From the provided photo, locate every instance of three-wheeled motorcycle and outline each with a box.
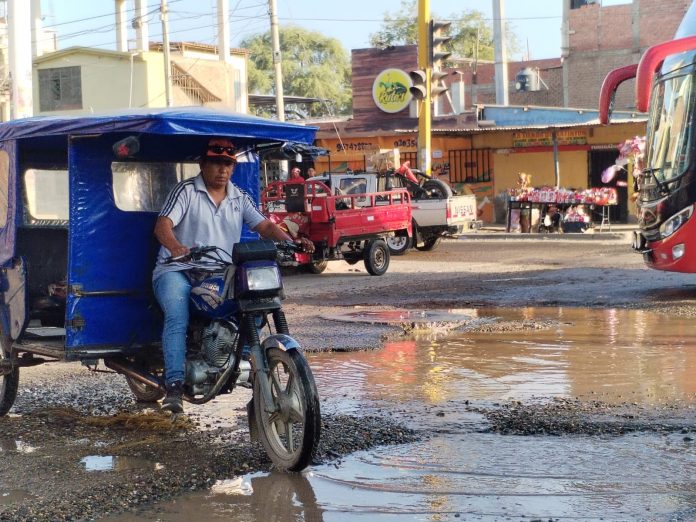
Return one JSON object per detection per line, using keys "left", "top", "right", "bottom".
{"left": 0, "top": 107, "right": 320, "bottom": 471}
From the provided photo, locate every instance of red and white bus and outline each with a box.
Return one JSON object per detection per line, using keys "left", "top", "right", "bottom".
{"left": 599, "top": 3, "right": 696, "bottom": 272}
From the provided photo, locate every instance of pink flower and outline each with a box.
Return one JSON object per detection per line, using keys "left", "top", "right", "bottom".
{"left": 602, "top": 165, "right": 618, "bottom": 183}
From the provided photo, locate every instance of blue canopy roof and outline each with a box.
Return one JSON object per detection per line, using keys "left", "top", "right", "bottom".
{"left": 0, "top": 107, "right": 317, "bottom": 144}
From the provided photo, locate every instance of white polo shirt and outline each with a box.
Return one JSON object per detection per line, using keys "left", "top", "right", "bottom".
{"left": 152, "top": 174, "right": 267, "bottom": 281}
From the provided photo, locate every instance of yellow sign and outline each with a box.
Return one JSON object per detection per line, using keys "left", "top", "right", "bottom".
{"left": 512, "top": 129, "right": 587, "bottom": 147}
{"left": 372, "top": 69, "right": 412, "bottom": 113}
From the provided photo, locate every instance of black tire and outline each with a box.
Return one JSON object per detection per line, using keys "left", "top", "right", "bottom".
{"left": 422, "top": 179, "right": 453, "bottom": 199}
{"left": 386, "top": 234, "right": 412, "bottom": 256}
{"left": 415, "top": 236, "right": 442, "bottom": 251}
{"left": 363, "top": 239, "right": 390, "bottom": 276}
{"left": 306, "top": 260, "right": 328, "bottom": 274}
{"left": 253, "top": 347, "right": 321, "bottom": 471}
{"left": 0, "top": 337, "right": 18, "bottom": 417}
{"left": 125, "top": 375, "right": 165, "bottom": 402}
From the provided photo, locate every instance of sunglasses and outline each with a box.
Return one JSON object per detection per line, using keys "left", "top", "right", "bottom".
{"left": 208, "top": 145, "right": 236, "bottom": 155}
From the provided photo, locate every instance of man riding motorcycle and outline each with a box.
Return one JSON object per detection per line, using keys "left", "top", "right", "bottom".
{"left": 152, "top": 137, "right": 314, "bottom": 413}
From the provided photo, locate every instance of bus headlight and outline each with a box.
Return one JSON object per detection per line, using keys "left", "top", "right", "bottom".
{"left": 660, "top": 205, "right": 693, "bottom": 239}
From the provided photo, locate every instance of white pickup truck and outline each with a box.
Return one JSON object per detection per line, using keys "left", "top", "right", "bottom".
{"left": 308, "top": 171, "right": 480, "bottom": 253}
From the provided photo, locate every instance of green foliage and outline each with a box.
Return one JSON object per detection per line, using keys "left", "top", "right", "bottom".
{"left": 241, "top": 26, "right": 352, "bottom": 118}
{"left": 369, "top": 0, "right": 518, "bottom": 63}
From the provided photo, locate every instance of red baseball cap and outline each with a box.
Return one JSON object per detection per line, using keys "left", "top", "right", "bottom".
{"left": 205, "top": 137, "right": 237, "bottom": 161}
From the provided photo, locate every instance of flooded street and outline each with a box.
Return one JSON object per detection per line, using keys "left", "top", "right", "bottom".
{"left": 112, "top": 308, "right": 696, "bottom": 521}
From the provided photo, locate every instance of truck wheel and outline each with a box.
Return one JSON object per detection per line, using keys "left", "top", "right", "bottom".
{"left": 307, "top": 260, "right": 328, "bottom": 274}
{"left": 415, "top": 236, "right": 442, "bottom": 251}
{"left": 386, "top": 235, "right": 412, "bottom": 256}
{"left": 422, "top": 179, "right": 453, "bottom": 199}
{"left": 364, "top": 240, "right": 390, "bottom": 276}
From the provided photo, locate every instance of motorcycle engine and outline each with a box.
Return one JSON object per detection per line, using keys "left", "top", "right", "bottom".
{"left": 202, "top": 321, "right": 238, "bottom": 367}
{"left": 186, "top": 320, "right": 239, "bottom": 395}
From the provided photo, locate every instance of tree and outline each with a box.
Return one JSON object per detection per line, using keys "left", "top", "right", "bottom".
{"left": 369, "top": 0, "right": 518, "bottom": 63}
{"left": 241, "top": 27, "right": 352, "bottom": 118}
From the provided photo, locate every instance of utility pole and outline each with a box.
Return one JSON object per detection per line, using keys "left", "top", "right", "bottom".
{"left": 492, "top": 0, "right": 509, "bottom": 105}
{"left": 115, "top": 0, "right": 128, "bottom": 52}
{"left": 160, "top": 0, "right": 173, "bottom": 107}
{"left": 416, "top": 0, "right": 431, "bottom": 175}
{"left": 8, "top": 0, "right": 32, "bottom": 119}
{"left": 268, "top": 0, "right": 285, "bottom": 121}
{"left": 218, "top": 0, "right": 230, "bottom": 63}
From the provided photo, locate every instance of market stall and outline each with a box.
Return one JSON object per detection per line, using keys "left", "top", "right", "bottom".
{"left": 506, "top": 187, "right": 617, "bottom": 233}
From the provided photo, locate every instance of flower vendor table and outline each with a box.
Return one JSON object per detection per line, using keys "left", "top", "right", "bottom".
{"left": 506, "top": 188, "right": 618, "bottom": 233}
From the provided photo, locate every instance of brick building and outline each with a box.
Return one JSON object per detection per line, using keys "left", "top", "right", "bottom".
{"left": 441, "top": 0, "right": 689, "bottom": 110}
{"left": 562, "top": 0, "right": 690, "bottom": 110}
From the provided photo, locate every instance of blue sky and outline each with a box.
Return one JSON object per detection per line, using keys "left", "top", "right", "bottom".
{"left": 38, "top": 0, "right": 632, "bottom": 60}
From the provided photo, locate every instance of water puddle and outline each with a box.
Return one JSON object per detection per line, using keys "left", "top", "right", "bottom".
{"left": 81, "top": 455, "right": 162, "bottom": 472}
{"left": 325, "top": 308, "right": 477, "bottom": 324}
{"left": 108, "top": 308, "right": 696, "bottom": 521}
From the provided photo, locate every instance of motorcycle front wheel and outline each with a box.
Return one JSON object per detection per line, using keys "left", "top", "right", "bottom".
{"left": 253, "top": 347, "right": 321, "bottom": 471}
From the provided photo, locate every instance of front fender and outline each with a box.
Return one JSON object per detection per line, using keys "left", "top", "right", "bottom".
{"left": 260, "top": 333, "right": 302, "bottom": 352}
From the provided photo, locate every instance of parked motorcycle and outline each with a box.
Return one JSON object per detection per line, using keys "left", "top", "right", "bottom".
{"left": 394, "top": 161, "right": 453, "bottom": 199}
{"left": 106, "top": 240, "right": 321, "bottom": 471}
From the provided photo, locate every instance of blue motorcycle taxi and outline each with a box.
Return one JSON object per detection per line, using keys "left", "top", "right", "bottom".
{"left": 0, "top": 108, "right": 320, "bottom": 471}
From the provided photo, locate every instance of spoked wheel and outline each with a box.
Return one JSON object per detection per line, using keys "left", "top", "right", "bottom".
{"left": 386, "top": 234, "right": 412, "bottom": 256}
{"left": 0, "top": 338, "right": 19, "bottom": 417}
{"left": 125, "top": 375, "right": 165, "bottom": 402}
{"left": 253, "top": 347, "right": 321, "bottom": 471}
{"left": 306, "top": 260, "right": 328, "bottom": 274}
{"left": 422, "top": 179, "right": 453, "bottom": 198}
{"left": 363, "top": 239, "right": 390, "bottom": 276}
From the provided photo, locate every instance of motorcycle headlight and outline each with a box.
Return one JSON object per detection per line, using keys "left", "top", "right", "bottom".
{"left": 246, "top": 265, "right": 281, "bottom": 291}
{"left": 660, "top": 205, "right": 693, "bottom": 239}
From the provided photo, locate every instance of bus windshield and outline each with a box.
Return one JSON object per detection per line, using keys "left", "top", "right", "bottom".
{"left": 646, "top": 70, "right": 696, "bottom": 183}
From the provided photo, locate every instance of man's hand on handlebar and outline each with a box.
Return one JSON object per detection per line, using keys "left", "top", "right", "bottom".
{"left": 295, "top": 237, "right": 315, "bottom": 253}
{"left": 169, "top": 245, "right": 190, "bottom": 261}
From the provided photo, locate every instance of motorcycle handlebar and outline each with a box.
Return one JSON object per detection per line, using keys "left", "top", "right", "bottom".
{"left": 164, "top": 245, "right": 218, "bottom": 264}
{"left": 164, "top": 242, "right": 303, "bottom": 264}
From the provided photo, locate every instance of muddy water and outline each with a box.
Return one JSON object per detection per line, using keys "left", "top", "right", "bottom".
{"left": 110, "top": 308, "right": 696, "bottom": 521}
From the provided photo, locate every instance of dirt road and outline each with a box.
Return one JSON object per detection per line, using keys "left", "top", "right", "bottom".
{"left": 3, "top": 235, "right": 695, "bottom": 521}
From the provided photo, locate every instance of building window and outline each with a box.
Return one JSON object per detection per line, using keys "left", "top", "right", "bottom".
{"left": 449, "top": 149, "right": 492, "bottom": 183}
{"left": 38, "top": 66, "right": 82, "bottom": 111}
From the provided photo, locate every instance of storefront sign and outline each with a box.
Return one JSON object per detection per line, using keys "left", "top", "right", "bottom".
{"left": 372, "top": 69, "right": 412, "bottom": 113}
{"left": 512, "top": 129, "right": 587, "bottom": 147}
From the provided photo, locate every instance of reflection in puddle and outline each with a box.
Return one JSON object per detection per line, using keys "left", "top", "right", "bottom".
{"left": 313, "top": 307, "right": 696, "bottom": 409}
{"left": 81, "top": 455, "right": 162, "bottom": 472}
{"left": 107, "top": 308, "right": 696, "bottom": 521}
{"left": 326, "top": 308, "right": 478, "bottom": 324}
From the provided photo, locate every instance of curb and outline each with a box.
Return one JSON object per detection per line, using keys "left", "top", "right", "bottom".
{"left": 454, "top": 231, "right": 632, "bottom": 242}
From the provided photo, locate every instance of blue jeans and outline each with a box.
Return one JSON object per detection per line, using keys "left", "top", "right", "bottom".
{"left": 153, "top": 271, "right": 191, "bottom": 386}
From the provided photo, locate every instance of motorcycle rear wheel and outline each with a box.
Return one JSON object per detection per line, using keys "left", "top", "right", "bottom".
{"left": 125, "top": 375, "right": 165, "bottom": 402}
{"left": 253, "top": 347, "right": 321, "bottom": 471}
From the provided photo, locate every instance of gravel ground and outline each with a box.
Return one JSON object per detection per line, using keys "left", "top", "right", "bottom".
{"left": 3, "top": 235, "right": 696, "bottom": 520}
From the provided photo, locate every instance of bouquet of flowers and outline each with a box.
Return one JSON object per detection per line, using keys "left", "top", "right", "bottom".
{"left": 602, "top": 135, "right": 646, "bottom": 184}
